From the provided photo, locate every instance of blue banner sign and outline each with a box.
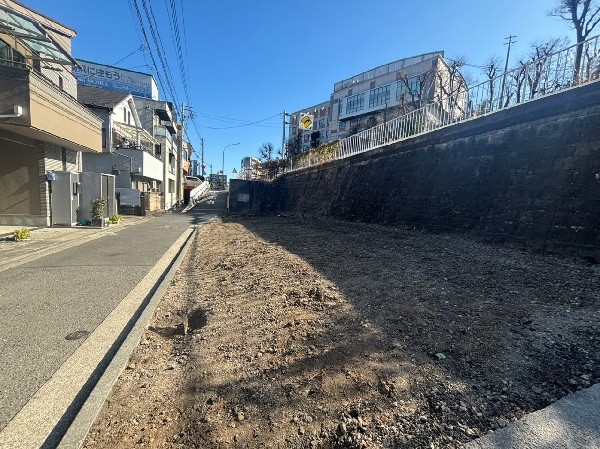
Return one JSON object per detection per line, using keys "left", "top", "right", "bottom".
{"left": 74, "top": 59, "right": 158, "bottom": 100}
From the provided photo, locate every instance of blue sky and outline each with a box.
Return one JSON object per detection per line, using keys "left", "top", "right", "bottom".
{"left": 24, "top": 0, "right": 574, "bottom": 175}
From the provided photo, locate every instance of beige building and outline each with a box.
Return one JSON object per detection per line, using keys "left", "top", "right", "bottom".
{"left": 0, "top": 1, "right": 102, "bottom": 226}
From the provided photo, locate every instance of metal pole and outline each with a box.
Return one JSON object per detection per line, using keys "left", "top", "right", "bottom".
{"left": 499, "top": 35, "right": 517, "bottom": 109}
{"left": 201, "top": 137, "right": 205, "bottom": 176}
{"left": 177, "top": 103, "right": 185, "bottom": 206}
{"left": 281, "top": 110, "right": 287, "bottom": 159}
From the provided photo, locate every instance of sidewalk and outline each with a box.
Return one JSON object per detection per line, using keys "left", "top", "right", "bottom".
{"left": 0, "top": 216, "right": 149, "bottom": 273}
{"left": 465, "top": 384, "right": 600, "bottom": 449}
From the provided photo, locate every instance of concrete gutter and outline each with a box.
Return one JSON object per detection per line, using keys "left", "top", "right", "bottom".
{"left": 464, "top": 383, "right": 600, "bottom": 449}
{"left": 0, "top": 225, "right": 197, "bottom": 449}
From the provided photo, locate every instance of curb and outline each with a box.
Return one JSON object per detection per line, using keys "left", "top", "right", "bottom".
{"left": 56, "top": 225, "right": 198, "bottom": 449}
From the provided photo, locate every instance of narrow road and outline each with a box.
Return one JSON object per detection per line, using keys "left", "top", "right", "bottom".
{"left": 0, "top": 191, "right": 226, "bottom": 447}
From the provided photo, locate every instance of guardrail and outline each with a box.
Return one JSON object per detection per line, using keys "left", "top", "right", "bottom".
{"left": 288, "top": 35, "right": 600, "bottom": 172}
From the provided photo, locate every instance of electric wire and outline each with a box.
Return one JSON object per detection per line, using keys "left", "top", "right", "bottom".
{"left": 196, "top": 113, "right": 283, "bottom": 130}
{"left": 140, "top": 0, "right": 181, "bottom": 110}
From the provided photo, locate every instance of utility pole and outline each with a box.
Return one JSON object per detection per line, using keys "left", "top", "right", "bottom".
{"left": 201, "top": 137, "right": 205, "bottom": 177}
{"left": 281, "top": 110, "right": 287, "bottom": 160}
{"left": 176, "top": 103, "right": 185, "bottom": 207}
{"left": 499, "top": 35, "right": 517, "bottom": 109}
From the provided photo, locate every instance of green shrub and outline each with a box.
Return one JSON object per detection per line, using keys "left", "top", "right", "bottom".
{"left": 91, "top": 197, "right": 107, "bottom": 226}
{"left": 108, "top": 214, "right": 122, "bottom": 225}
{"left": 13, "top": 228, "right": 30, "bottom": 241}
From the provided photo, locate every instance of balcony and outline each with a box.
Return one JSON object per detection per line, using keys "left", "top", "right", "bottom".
{"left": 154, "top": 125, "right": 174, "bottom": 145}
{"left": 0, "top": 64, "right": 102, "bottom": 152}
{"left": 118, "top": 147, "right": 164, "bottom": 182}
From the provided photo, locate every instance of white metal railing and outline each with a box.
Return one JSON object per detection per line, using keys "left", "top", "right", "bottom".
{"left": 288, "top": 35, "right": 600, "bottom": 173}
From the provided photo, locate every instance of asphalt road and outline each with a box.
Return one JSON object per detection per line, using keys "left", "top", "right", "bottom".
{"left": 0, "top": 192, "right": 227, "bottom": 432}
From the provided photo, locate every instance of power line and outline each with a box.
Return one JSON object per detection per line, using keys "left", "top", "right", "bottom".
{"left": 195, "top": 112, "right": 283, "bottom": 130}
{"left": 140, "top": 0, "right": 181, "bottom": 109}
{"left": 179, "top": 0, "right": 192, "bottom": 106}
{"left": 128, "top": 0, "right": 172, "bottom": 109}
{"left": 165, "top": 0, "right": 191, "bottom": 106}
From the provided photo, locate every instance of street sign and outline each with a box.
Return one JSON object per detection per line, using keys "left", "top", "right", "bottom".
{"left": 299, "top": 113, "right": 314, "bottom": 130}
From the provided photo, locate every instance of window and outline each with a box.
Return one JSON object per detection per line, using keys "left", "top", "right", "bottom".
{"left": 123, "top": 108, "right": 127, "bottom": 122}
{"left": 397, "top": 78, "right": 421, "bottom": 98}
{"left": 304, "top": 134, "right": 310, "bottom": 143}
{"left": 319, "top": 119, "right": 326, "bottom": 128}
{"left": 369, "top": 85, "right": 390, "bottom": 108}
{"left": 0, "top": 38, "right": 25, "bottom": 67}
{"left": 58, "top": 76, "right": 63, "bottom": 90}
{"left": 338, "top": 99, "right": 343, "bottom": 116}
{"left": 339, "top": 121, "right": 346, "bottom": 130}
{"left": 346, "top": 92, "right": 364, "bottom": 114}
{"left": 102, "top": 128, "right": 106, "bottom": 148}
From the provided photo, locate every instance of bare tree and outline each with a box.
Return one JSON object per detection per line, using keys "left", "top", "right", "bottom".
{"left": 397, "top": 70, "right": 434, "bottom": 111}
{"left": 551, "top": 0, "right": 600, "bottom": 80}
{"left": 258, "top": 142, "right": 274, "bottom": 162}
{"left": 526, "top": 37, "right": 569, "bottom": 97}
{"left": 285, "top": 135, "right": 302, "bottom": 158}
{"left": 436, "top": 57, "right": 471, "bottom": 119}
{"left": 481, "top": 55, "right": 502, "bottom": 112}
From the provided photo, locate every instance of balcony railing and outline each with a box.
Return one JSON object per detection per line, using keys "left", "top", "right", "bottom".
{"left": 154, "top": 125, "right": 174, "bottom": 144}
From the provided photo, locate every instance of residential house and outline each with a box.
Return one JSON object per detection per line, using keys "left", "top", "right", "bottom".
{"left": 133, "top": 96, "right": 180, "bottom": 209}
{"left": 77, "top": 86, "right": 164, "bottom": 211}
{"left": 0, "top": 0, "right": 102, "bottom": 226}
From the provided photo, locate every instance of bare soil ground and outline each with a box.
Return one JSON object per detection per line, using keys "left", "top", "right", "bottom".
{"left": 83, "top": 216, "right": 600, "bottom": 449}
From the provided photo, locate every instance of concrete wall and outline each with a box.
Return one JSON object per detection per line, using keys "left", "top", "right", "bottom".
{"left": 82, "top": 152, "right": 131, "bottom": 189}
{"left": 230, "top": 82, "right": 600, "bottom": 261}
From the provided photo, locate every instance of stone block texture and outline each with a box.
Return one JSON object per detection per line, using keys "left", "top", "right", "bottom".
{"left": 230, "top": 82, "right": 600, "bottom": 261}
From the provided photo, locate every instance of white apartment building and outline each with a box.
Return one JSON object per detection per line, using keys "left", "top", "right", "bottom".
{"left": 288, "top": 51, "right": 467, "bottom": 149}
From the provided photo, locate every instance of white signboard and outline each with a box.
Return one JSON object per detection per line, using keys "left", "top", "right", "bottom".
{"left": 74, "top": 59, "right": 159, "bottom": 100}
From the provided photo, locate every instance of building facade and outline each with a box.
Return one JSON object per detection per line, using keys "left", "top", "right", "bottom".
{"left": 77, "top": 87, "right": 164, "bottom": 196}
{"left": 288, "top": 101, "right": 331, "bottom": 154}
{"left": 0, "top": 0, "right": 102, "bottom": 226}
{"left": 133, "top": 96, "right": 180, "bottom": 209}
{"left": 288, "top": 51, "right": 467, "bottom": 150}
{"left": 240, "top": 157, "right": 262, "bottom": 180}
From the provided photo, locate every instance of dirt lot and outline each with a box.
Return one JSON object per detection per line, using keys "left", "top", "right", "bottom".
{"left": 83, "top": 216, "right": 600, "bottom": 449}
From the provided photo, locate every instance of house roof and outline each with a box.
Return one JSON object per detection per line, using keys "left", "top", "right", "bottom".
{"left": 77, "top": 85, "right": 130, "bottom": 109}
{"left": 0, "top": 0, "right": 77, "bottom": 36}
{"left": 0, "top": 3, "right": 76, "bottom": 65}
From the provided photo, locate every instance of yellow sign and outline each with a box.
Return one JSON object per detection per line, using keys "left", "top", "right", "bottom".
{"left": 299, "top": 113, "right": 314, "bottom": 130}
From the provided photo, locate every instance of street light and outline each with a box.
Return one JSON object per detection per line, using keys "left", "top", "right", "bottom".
{"left": 222, "top": 142, "right": 240, "bottom": 175}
